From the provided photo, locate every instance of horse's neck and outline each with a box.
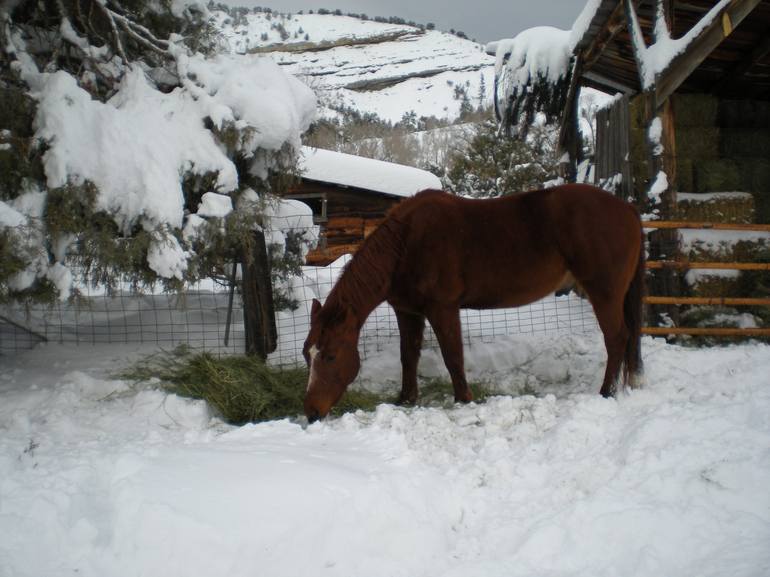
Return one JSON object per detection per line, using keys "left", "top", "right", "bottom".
{"left": 328, "top": 259, "right": 390, "bottom": 328}
{"left": 328, "top": 222, "right": 401, "bottom": 327}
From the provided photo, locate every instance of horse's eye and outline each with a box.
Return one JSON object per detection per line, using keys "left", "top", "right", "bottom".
{"left": 323, "top": 353, "right": 336, "bottom": 362}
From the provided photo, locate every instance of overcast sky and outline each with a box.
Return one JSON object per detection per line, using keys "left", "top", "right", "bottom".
{"left": 226, "top": 0, "right": 586, "bottom": 44}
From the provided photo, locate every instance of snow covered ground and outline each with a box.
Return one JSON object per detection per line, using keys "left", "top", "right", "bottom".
{"left": 1, "top": 334, "right": 769, "bottom": 577}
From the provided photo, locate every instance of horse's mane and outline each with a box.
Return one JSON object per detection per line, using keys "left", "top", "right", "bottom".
{"left": 323, "top": 209, "right": 407, "bottom": 323}
{"left": 323, "top": 191, "right": 448, "bottom": 324}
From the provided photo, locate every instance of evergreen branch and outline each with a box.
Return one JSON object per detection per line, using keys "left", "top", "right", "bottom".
{"left": 93, "top": 0, "right": 127, "bottom": 62}
{"left": 107, "top": 7, "right": 171, "bottom": 53}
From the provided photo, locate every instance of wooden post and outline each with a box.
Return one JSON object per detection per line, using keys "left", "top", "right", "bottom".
{"left": 557, "top": 56, "right": 583, "bottom": 183}
{"left": 241, "top": 230, "right": 277, "bottom": 360}
{"left": 645, "top": 96, "right": 681, "bottom": 328}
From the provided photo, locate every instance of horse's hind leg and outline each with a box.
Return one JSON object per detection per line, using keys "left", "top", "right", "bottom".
{"left": 426, "top": 305, "right": 473, "bottom": 403}
{"left": 584, "top": 289, "right": 629, "bottom": 398}
{"left": 395, "top": 309, "right": 425, "bottom": 405}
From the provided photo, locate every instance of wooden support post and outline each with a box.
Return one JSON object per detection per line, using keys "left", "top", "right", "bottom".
{"left": 644, "top": 71, "right": 680, "bottom": 328}
{"left": 241, "top": 230, "right": 277, "bottom": 360}
{"left": 557, "top": 55, "right": 583, "bottom": 182}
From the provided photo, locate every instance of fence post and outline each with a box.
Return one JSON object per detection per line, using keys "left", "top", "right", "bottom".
{"left": 241, "top": 229, "right": 277, "bottom": 360}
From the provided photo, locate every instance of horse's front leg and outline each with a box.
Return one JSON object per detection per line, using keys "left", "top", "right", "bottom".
{"left": 395, "top": 309, "right": 425, "bottom": 405}
{"left": 427, "top": 305, "right": 473, "bottom": 403}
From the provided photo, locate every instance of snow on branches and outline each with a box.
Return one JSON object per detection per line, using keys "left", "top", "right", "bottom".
{"left": 491, "top": 0, "right": 600, "bottom": 139}
{"left": 0, "top": 0, "right": 316, "bottom": 302}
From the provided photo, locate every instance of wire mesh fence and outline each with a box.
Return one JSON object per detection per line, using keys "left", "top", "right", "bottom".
{"left": 0, "top": 216, "right": 600, "bottom": 364}
{"left": 0, "top": 281, "right": 247, "bottom": 357}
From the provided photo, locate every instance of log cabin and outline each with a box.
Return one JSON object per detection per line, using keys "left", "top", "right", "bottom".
{"left": 281, "top": 147, "right": 442, "bottom": 265}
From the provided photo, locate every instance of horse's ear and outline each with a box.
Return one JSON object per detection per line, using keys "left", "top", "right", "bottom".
{"left": 311, "top": 298, "right": 322, "bottom": 319}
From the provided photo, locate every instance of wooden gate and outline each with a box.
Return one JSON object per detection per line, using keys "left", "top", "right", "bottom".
{"left": 642, "top": 220, "right": 770, "bottom": 337}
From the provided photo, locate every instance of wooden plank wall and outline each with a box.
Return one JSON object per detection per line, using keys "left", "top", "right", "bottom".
{"left": 594, "top": 94, "right": 632, "bottom": 199}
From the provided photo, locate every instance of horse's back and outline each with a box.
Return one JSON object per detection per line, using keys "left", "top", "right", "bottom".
{"left": 543, "top": 184, "right": 642, "bottom": 276}
{"left": 386, "top": 185, "right": 641, "bottom": 309}
{"left": 398, "top": 184, "right": 640, "bottom": 253}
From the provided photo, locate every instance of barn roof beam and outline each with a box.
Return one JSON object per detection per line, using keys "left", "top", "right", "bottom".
{"left": 583, "top": 70, "right": 637, "bottom": 94}
{"left": 713, "top": 28, "right": 770, "bottom": 95}
{"left": 655, "top": 0, "right": 761, "bottom": 105}
{"left": 622, "top": 0, "right": 762, "bottom": 107}
{"left": 580, "top": 0, "right": 632, "bottom": 68}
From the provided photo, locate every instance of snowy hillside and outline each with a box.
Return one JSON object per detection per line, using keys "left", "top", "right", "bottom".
{"left": 211, "top": 9, "right": 495, "bottom": 123}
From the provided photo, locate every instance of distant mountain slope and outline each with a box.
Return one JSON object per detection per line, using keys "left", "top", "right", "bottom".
{"left": 211, "top": 9, "right": 495, "bottom": 124}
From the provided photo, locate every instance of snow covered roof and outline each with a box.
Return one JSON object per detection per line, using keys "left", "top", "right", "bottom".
{"left": 492, "top": 0, "right": 769, "bottom": 137}
{"left": 565, "top": 0, "right": 769, "bottom": 98}
{"left": 491, "top": 0, "right": 602, "bottom": 95}
{"left": 298, "top": 146, "right": 442, "bottom": 198}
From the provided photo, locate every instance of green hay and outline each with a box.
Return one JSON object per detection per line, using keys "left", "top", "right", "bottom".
{"left": 120, "top": 348, "right": 384, "bottom": 424}
{"left": 119, "top": 349, "right": 507, "bottom": 424}
{"left": 673, "top": 93, "right": 718, "bottom": 128}
{"left": 694, "top": 159, "right": 741, "bottom": 193}
{"left": 412, "top": 378, "right": 508, "bottom": 407}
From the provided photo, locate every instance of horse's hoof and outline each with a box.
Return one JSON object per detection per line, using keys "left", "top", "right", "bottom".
{"left": 396, "top": 395, "right": 417, "bottom": 406}
{"left": 455, "top": 390, "right": 473, "bottom": 403}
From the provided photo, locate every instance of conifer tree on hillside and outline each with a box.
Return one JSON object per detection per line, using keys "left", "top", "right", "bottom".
{"left": 444, "top": 120, "right": 558, "bottom": 197}
{"left": 0, "top": 0, "right": 316, "bottom": 305}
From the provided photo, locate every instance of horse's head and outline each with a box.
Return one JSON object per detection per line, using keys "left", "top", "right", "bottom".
{"left": 303, "top": 298, "right": 361, "bottom": 422}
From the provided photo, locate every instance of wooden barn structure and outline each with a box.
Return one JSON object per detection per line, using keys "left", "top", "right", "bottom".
{"left": 495, "top": 0, "right": 770, "bottom": 336}
{"left": 281, "top": 147, "right": 442, "bottom": 266}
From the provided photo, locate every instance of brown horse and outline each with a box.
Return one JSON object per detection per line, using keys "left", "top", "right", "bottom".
{"left": 303, "top": 184, "right": 644, "bottom": 422}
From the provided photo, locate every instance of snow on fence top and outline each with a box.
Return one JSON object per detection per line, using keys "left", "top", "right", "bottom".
{"left": 299, "top": 147, "right": 442, "bottom": 197}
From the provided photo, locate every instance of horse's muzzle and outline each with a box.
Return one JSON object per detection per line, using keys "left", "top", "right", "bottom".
{"left": 306, "top": 409, "right": 321, "bottom": 424}
{"left": 304, "top": 395, "right": 329, "bottom": 423}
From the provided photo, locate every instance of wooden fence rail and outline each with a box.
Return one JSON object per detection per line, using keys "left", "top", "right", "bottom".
{"left": 642, "top": 220, "right": 770, "bottom": 338}
{"left": 642, "top": 327, "right": 770, "bottom": 336}
{"left": 643, "top": 220, "right": 770, "bottom": 232}
{"left": 644, "top": 296, "right": 770, "bottom": 306}
{"left": 646, "top": 261, "right": 770, "bottom": 271}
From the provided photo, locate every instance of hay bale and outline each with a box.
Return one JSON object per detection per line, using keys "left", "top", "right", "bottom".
{"left": 735, "top": 159, "right": 757, "bottom": 193}
{"left": 746, "top": 160, "right": 770, "bottom": 223}
{"left": 674, "top": 93, "right": 718, "bottom": 127}
{"left": 675, "top": 158, "right": 694, "bottom": 193}
{"left": 685, "top": 270, "right": 742, "bottom": 298}
{"left": 721, "top": 130, "right": 770, "bottom": 158}
{"left": 720, "top": 99, "right": 770, "bottom": 130}
{"left": 675, "top": 191, "right": 755, "bottom": 224}
{"left": 679, "top": 306, "right": 762, "bottom": 329}
{"left": 752, "top": 160, "right": 770, "bottom": 192}
{"left": 694, "top": 159, "right": 741, "bottom": 193}
{"left": 676, "top": 126, "right": 720, "bottom": 160}
{"left": 679, "top": 229, "right": 770, "bottom": 266}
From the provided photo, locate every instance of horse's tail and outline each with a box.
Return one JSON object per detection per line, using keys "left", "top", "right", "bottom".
{"left": 622, "top": 233, "right": 645, "bottom": 387}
